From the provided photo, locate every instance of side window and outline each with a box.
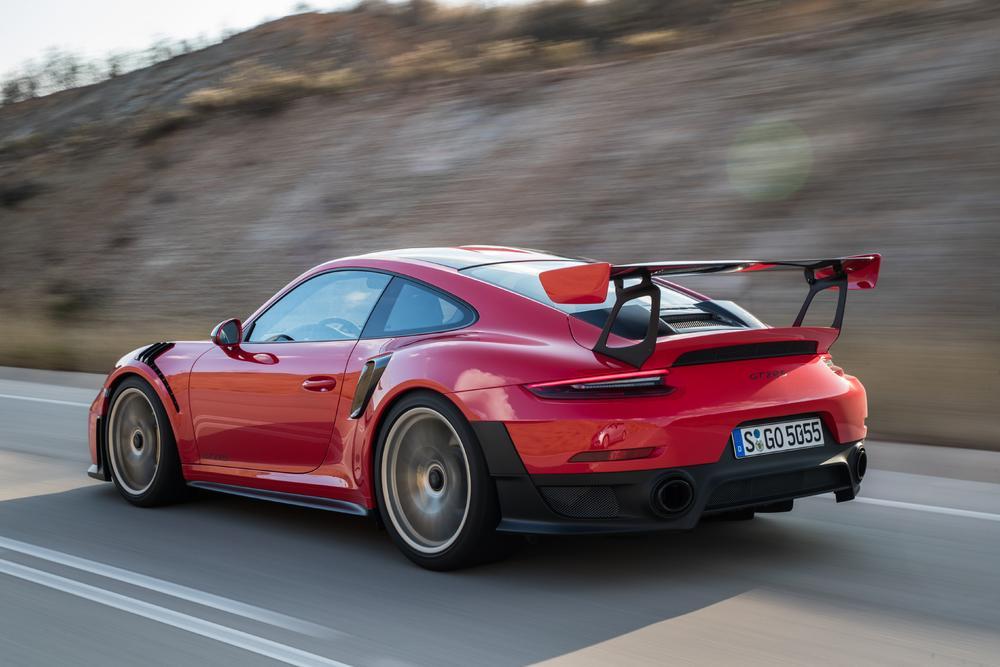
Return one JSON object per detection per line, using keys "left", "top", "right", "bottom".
{"left": 363, "top": 278, "right": 475, "bottom": 338}
{"left": 246, "top": 271, "right": 391, "bottom": 342}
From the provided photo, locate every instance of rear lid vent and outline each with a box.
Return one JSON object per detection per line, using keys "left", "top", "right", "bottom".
{"left": 663, "top": 314, "right": 731, "bottom": 332}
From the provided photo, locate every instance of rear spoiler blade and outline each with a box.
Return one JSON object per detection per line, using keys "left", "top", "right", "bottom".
{"left": 540, "top": 254, "right": 881, "bottom": 367}
{"left": 608, "top": 255, "right": 881, "bottom": 290}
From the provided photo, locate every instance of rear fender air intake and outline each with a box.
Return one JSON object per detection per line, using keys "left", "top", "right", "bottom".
{"left": 672, "top": 340, "right": 818, "bottom": 367}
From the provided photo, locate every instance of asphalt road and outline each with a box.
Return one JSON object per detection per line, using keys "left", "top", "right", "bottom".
{"left": 1, "top": 367, "right": 998, "bottom": 666}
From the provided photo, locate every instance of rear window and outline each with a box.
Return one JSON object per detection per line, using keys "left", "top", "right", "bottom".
{"left": 463, "top": 261, "right": 700, "bottom": 339}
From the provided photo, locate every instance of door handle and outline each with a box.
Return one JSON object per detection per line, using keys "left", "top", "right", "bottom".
{"left": 301, "top": 376, "right": 337, "bottom": 392}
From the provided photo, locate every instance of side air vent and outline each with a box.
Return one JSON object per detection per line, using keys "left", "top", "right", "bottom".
{"left": 539, "top": 486, "right": 620, "bottom": 519}
{"left": 672, "top": 340, "right": 818, "bottom": 367}
{"left": 136, "top": 341, "right": 173, "bottom": 365}
{"left": 135, "top": 342, "right": 180, "bottom": 412}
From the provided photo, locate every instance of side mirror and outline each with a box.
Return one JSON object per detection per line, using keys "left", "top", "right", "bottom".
{"left": 211, "top": 318, "right": 243, "bottom": 346}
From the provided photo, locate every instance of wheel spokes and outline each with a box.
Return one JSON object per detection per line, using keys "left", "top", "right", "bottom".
{"left": 109, "top": 388, "right": 161, "bottom": 495}
{"left": 383, "top": 408, "right": 471, "bottom": 554}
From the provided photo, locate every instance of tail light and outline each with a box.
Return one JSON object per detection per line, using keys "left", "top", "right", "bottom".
{"left": 526, "top": 369, "right": 672, "bottom": 399}
{"left": 822, "top": 355, "right": 845, "bottom": 376}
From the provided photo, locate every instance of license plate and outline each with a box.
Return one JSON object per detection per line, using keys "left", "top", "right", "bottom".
{"left": 732, "top": 418, "right": 824, "bottom": 459}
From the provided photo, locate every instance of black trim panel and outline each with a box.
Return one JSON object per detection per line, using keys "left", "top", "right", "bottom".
{"left": 350, "top": 354, "right": 392, "bottom": 419}
{"left": 593, "top": 270, "right": 661, "bottom": 368}
{"left": 188, "top": 482, "right": 371, "bottom": 517}
{"left": 473, "top": 422, "right": 529, "bottom": 476}
{"left": 672, "top": 340, "right": 817, "bottom": 367}
{"left": 472, "top": 420, "right": 863, "bottom": 535}
{"left": 88, "top": 414, "right": 111, "bottom": 481}
{"left": 135, "top": 342, "right": 180, "bottom": 412}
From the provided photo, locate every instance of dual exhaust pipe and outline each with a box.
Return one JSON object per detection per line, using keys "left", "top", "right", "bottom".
{"left": 855, "top": 446, "right": 868, "bottom": 480}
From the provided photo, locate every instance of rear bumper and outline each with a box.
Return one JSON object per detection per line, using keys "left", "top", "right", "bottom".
{"left": 473, "top": 422, "right": 864, "bottom": 534}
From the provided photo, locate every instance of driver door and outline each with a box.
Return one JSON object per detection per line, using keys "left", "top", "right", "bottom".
{"left": 189, "top": 270, "right": 391, "bottom": 473}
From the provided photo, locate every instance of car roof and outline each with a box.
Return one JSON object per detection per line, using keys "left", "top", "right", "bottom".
{"left": 357, "top": 246, "right": 577, "bottom": 270}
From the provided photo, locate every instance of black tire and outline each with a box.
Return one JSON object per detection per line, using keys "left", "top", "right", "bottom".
{"left": 374, "top": 391, "right": 510, "bottom": 570}
{"left": 105, "top": 376, "right": 186, "bottom": 507}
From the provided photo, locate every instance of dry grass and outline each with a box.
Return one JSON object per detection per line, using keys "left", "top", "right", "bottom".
{"left": 383, "top": 41, "right": 477, "bottom": 82}
{"left": 478, "top": 39, "right": 536, "bottom": 73}
{"left": 540, "top": 40, "right": 591, "bottom": 68}
{"left": 615, "top": 29, "right": 681, "bottom": 52}
{"left": 0, "top": 318, "right": 208, "bottom": 373}
{"left": 386, "top": 38, "right": 593, "bottom": 81}
{"left": 184, "top": 65, "right": 360, "bottom": 114}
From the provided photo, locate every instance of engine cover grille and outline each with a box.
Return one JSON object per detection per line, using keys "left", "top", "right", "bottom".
{"left": 539, "top": 486, "right": 621, "bottom": 519}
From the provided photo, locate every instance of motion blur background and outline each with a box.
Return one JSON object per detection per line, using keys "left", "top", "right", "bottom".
{"left": 1, "top": 0, "right": 997, "bottom": 448}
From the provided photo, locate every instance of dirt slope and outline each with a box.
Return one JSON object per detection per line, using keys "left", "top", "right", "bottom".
{"left": 1, "top": 2, "right": 998, "bottom": 447}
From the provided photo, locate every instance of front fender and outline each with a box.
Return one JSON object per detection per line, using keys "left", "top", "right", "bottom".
{"left": 89, "top": 342, "right": 211, "bottom": 471}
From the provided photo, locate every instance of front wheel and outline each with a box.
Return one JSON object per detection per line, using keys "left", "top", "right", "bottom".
{"left": 106, "top": 376, "right": 185, "bottom": 507}
{"left": 375, "top": 392, "right": 509, "bottom": 570}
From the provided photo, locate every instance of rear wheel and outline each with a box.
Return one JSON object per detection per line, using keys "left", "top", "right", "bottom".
{"left": 375, "top": 392, "right": 508, "bottom": 570}
{"left": 106, "top": 376, "right": 185, "bottom": 507}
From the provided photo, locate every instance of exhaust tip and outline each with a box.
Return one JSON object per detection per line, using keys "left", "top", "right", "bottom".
{"left": 855, "top": 447, "right": 868, "bottom": 480}
{"left": 652, "top": 477, "right": 694, "bottom": 516}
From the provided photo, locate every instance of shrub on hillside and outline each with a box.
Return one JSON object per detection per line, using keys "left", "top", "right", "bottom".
{"left": 0, "top": 181, "right": 45, "bottom": 208}
{"left": 593, "top": 0, "right": 727, "bottom": 36}
{"left": 184, "top": 65, "right": 360, "bottom": 115}
{"left": 515, "top": 1, "right": 593, "bottom": 42}
{"left": 540, "top": 40, "right": 591, "bottom": 68}
{"left": 477, "top": 40, "right": 536, "bottom": 73}
{"left": 615, "top": 29, "right": 681, "bottom": 52}
{"left": 133, "top": 109, "right": 198, "bottom": 144}
{"left": 384, "top": 41, "right": 475, "bottom": 81}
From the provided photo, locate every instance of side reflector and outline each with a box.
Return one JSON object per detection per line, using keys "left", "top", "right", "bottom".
{"left": 538, "top": 262, "right": 611, "bottom": 304}
{"left": 570, "top": 447, "right": 657, "bottom": 463}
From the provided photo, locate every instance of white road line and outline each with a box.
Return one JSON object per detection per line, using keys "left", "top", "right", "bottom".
{"left": 851, "top": 496, "right": 1000, "bottom": 522}
{"left": 0, "top": 393, "right": 90, "bottom": 408}
{"left": 0, "top": 558, "right": 351, "bottom": 667}
{"left": 816, "top": 493, "right": 1000, "bottom": 522}
{"left": 0, "top": 536, "right": 338, "bottom": 638}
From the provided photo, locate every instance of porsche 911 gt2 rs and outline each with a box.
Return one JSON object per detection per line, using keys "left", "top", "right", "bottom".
{"left": 87, "top": 246, "right": 880, "bottom": 569}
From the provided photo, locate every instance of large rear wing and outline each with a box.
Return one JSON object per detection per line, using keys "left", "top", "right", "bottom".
{"left": 539, "top": 254, "right": 881, "bottom": 367}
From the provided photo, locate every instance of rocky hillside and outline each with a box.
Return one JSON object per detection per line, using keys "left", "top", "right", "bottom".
{"left": 1, "top": 0, "right": 998, "bottom": 448}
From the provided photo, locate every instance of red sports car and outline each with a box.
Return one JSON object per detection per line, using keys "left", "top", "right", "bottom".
{"left": 87, "top": 246, "right": 880, "bottom": 569}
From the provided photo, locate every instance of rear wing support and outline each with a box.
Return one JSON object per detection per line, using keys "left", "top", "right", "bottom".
{"left": 540, "top": 254, "right": 881, "bottom": 368}
{"left": 793, "top": 263, "right": 848, "bottom": 329}
{"left": 593, "top": 270, "right": 660, "bottom": 368}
